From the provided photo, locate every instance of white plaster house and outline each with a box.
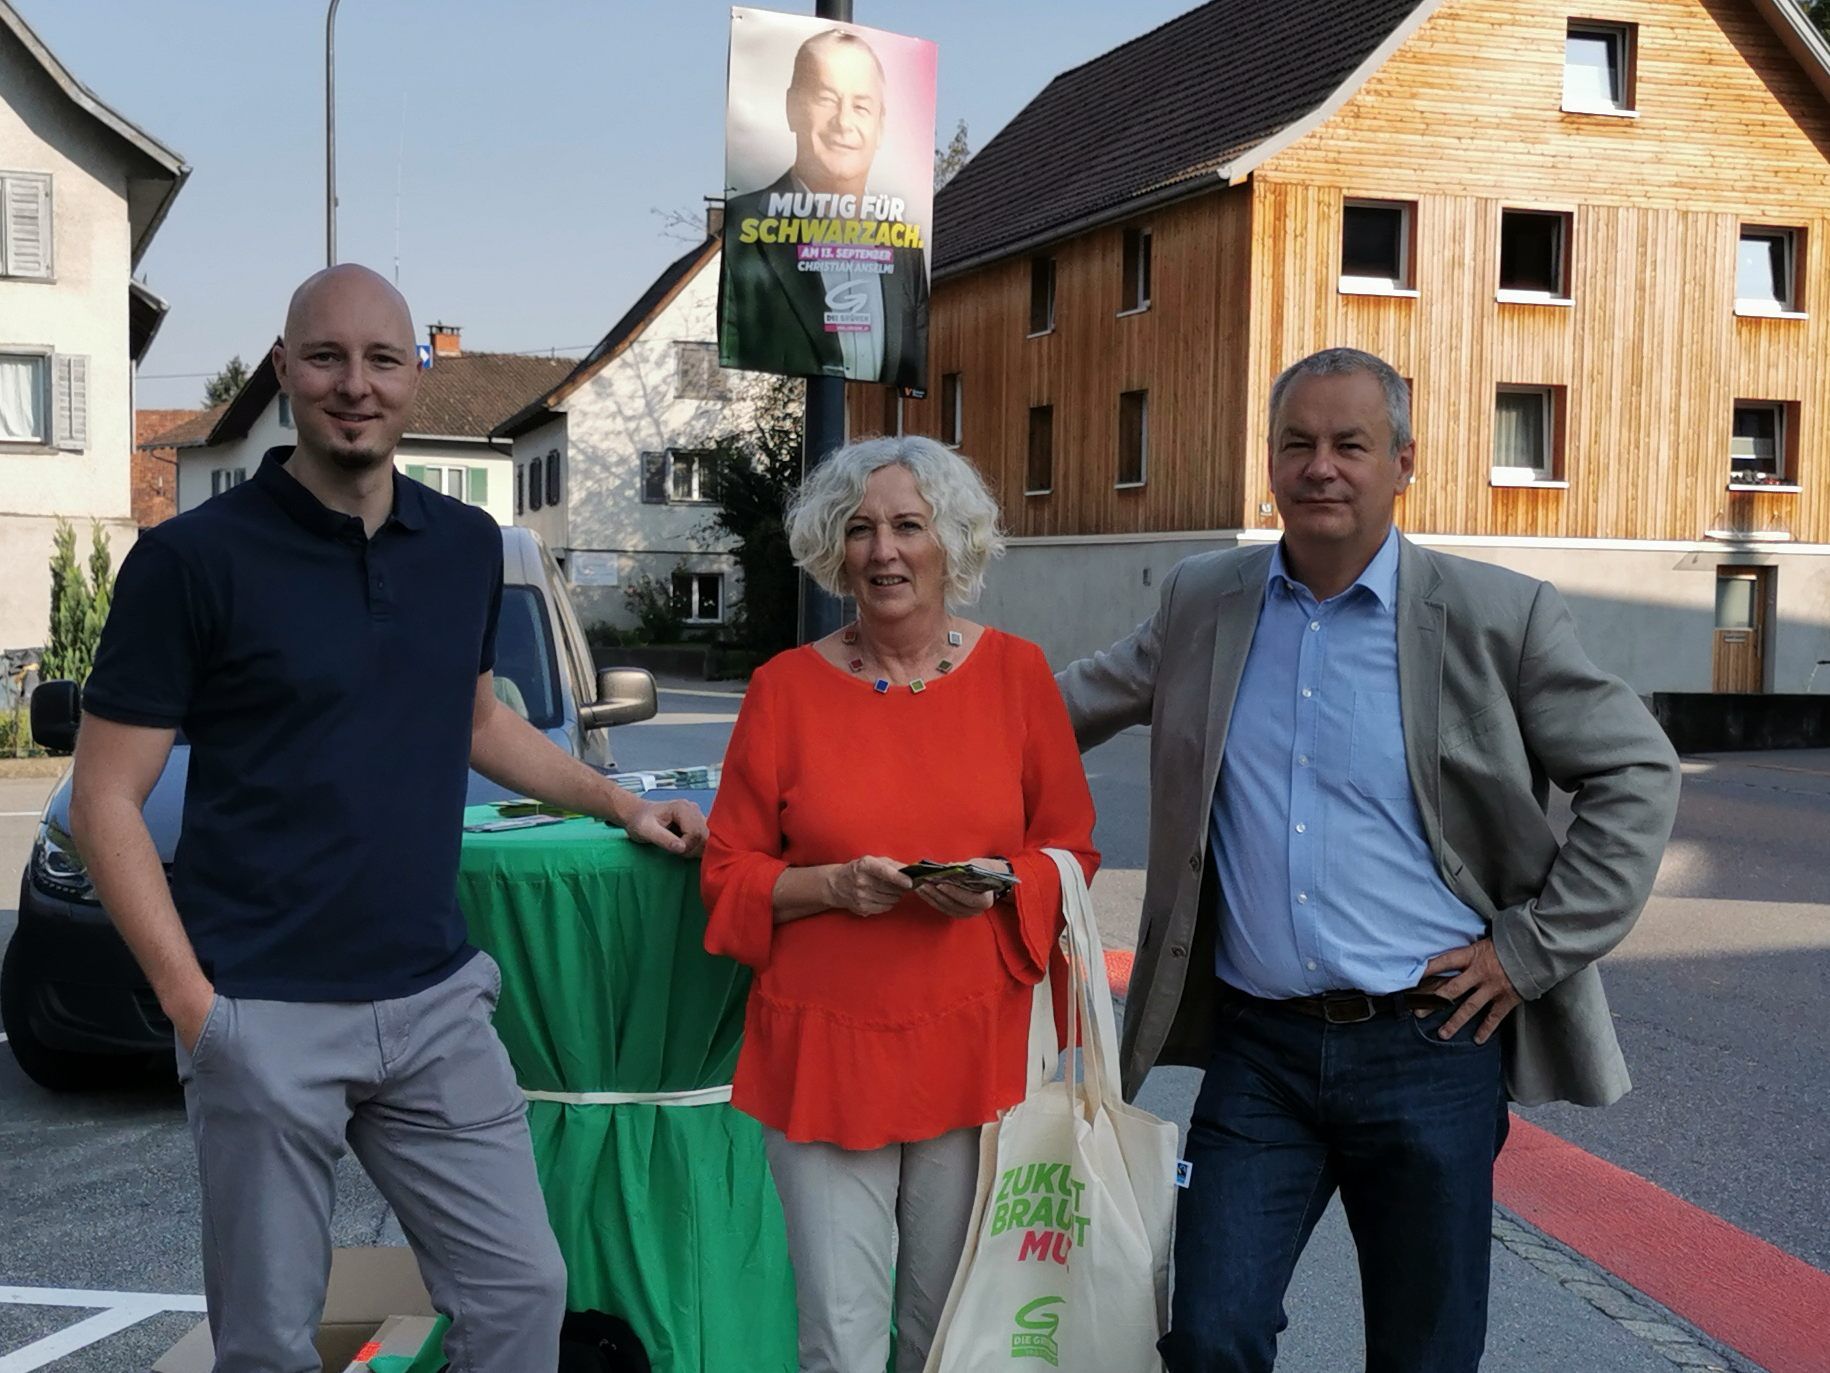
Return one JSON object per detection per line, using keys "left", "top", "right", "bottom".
{"left": 494, "top": 229, "right": 766, "bottom": 633}
{"left": 0, "top": 1, "right": 186, "bottom": 650}
{"left": 159, "top": 325, "right": 572, "bottom": 529}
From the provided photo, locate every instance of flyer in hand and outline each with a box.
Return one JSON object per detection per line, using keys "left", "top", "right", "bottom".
{"left": 899, "top": 860, "right": 1021, "bottom": 895}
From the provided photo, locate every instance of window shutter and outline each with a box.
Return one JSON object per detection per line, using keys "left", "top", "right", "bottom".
{"left": 404, "top": 463, "right": 427, "bottom": 485}
{"left": 529, "top": 456, "right": 544, "bottom": 511}
{"left": 53, "top": 354, "right": 87, "bottom": 450}
{"left": 546, "top": 449, "right": 562, "bottom": 505}
{"left": 468, "top": 466, "right": 489, "bottom": 503}
{"left": 3, "top": 174, "right": 52, "bottom": 279}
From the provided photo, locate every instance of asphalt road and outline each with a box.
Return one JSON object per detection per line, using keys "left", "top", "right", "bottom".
{"left": 2, "top": 689, "right": 1825, "bottom": 1370}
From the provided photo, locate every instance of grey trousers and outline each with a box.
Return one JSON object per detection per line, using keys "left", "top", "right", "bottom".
{"left": 763, "top": 1123, "right": 981, "bottom": 1373}
{"left": 176, "top": 951, "right": 566, "bottom": 1373}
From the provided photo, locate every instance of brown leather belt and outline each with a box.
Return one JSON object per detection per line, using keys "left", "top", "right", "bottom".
{"left": 1222, "top": 977, "right": 1460, "bottom": 1025}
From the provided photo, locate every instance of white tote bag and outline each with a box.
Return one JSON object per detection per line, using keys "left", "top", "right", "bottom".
{"left": 925, "top": 849, "right": 1177, "bottom": 1373}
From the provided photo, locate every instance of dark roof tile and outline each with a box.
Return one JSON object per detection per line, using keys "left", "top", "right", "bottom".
{"left": 933, "top": 0, "right": 1423, "bottom": 272}
{"left": 405, "top": 352, "right": 575, "bottom": 438}
{"left": 141, "top": 404, "right": 225, "bottom": 449}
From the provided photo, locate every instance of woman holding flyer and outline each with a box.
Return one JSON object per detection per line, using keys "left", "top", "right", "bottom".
{"left": 702, "top": 434, "right": 1098, "bottom": 1373}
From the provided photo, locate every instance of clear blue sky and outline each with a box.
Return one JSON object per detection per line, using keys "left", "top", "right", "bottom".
{"left": 17, "top": 0, "right": 1196, "bottom": 410}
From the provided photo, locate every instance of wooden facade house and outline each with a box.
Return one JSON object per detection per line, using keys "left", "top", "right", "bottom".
{"left": 850, "top": 0, "right": 1830, "bottom": 693}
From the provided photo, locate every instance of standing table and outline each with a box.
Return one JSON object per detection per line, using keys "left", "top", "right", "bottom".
{"left": 455, "top": 806, "right": 796, "bottom": 1372}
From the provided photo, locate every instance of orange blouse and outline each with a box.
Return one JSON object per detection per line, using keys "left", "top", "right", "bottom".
{"left": 701, "top": 629, "right": 1099, "bottom": 1150}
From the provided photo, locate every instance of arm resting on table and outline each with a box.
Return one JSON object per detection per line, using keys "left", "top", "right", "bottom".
{"left": 469, "top": 672, "right": 702, "bottom": 855}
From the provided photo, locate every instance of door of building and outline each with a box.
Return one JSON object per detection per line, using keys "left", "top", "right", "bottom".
{"left": 1712, "top": 567, "right": 1771, "bottom": 693}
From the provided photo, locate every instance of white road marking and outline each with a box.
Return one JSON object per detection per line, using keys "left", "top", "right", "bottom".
{"left": 0, "top": 1287, "right": 205, "bottom": 1371}
{"left": 0, "top": 811, "right": 43, "bottom": 817}
{"left": 0, "top": 1285, "right": 205, "bottom": 1311}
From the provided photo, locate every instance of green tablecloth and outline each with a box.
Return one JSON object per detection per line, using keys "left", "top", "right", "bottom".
{"left": 456, "top": 808, "right": 796, "bottom": 1373}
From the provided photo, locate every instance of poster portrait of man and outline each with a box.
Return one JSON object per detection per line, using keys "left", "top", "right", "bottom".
{"left": 719, "top": 11, "right": 937, "bottom": 391}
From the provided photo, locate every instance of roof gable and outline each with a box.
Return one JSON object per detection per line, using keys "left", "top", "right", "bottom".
{"left": 933, "top": 0, "right": 1431, "bottom": 275}
{"left": 0, "top": 0, "right": 188, "bottom": 265}
{"left": 932, "top": 0, "right": 1830, "bottom": 277}
{"left": 493, "top": 235, "right": 721, "bottom": 439}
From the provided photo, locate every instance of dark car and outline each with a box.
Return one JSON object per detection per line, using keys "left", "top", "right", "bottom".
{"left": 4, "top": 527, "right": 656, "bottom": 1092}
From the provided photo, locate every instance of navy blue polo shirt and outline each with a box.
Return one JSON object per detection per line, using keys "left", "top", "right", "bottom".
{"left": 83, "top": 447, "right": 503, "bottom": 1001}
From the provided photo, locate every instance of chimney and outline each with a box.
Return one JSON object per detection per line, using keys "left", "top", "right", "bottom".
{"left": 428, "top": 322, "right": 462, "bottom": 358}
{"left": 704, "top": 197, "right": 726, "bottom": 240}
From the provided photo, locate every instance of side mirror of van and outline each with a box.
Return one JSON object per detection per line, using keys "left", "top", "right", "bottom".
{"left": 30, "top": 680, "right": 81, "bottom": 753}
{"left": 578, "top": 668, "right": 658, "bottom": 731}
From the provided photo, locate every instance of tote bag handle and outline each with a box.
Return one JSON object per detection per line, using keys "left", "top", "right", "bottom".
{"left": 1042, "top": 849, "right": 1124, "bottom": 1116}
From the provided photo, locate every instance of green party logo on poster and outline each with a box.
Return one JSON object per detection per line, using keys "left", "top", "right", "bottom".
{"left": 1011, "top": 1295, "right": 1065, "bottom": 1365}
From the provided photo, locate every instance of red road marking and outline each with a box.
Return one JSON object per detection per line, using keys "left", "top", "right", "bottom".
{"left": 1104, "top": 958, "right": 1830, "bottom": 1369}
{"left": 1496, "top": 1116, "right": 1830, "bottom": 1373}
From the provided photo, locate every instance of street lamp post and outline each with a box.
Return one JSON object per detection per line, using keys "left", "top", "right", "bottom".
{"left": 797, "top": 0, "right": 854, "bottom": 644}
{"left": 326, "top": 0, "right": 343, "bottom": 267}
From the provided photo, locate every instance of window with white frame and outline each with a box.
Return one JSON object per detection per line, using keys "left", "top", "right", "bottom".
{"left": 1563, "top": 21, "right": 1635, "bottom": 114}
{"left": 1493, "top": 387, "right": 1560, "bottom": 483}
{"left": 1121, "top": 227, "right": 1152, "bottom": 312}
{"left": 1499, "top": 210, "right": 1572, "bottom": 301}
{"left": 1341, "top": 200, "right": 1415, "bottom": 293}
{"left": 1730, "top": 402, "right": 1790, "bottom": 485}
{"left": 672, "top": 571, "right": 724, "bottom": 624}
{"left": 1118, "top": 389, "right": 1148, "bottom": 487}
{"left": 643, "top": 450, "right": 721, "bottom": 504}
{"left": 941, "top": 372, "right": 963, "bottom": 446}
{"left": 0, "top": 351, "right": 49, "bottom": 443}
{"left": 675, "top": 341, "right": 730, "bottom": 400}
{"left": 277, "top": 395, "right": 294, "bottom": 428}
{"left": 669, "top": 449, "right": 719, "bottom": 503}
{"left": 424, "top": 465, "right": 467, "bottom": 500}
{"left": 210, "top": 467, "right": 249, "bottom": 496}
{"left": 1736, "top": 228, "right": 1803, "bottom": 315}
{"left": 0, "top": 171, "right": 53, "bottom": 280}
{"left": 0, "top": 349, "right": 84, "bottom": 449}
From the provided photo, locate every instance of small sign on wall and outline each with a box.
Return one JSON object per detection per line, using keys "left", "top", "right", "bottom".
{"left": 570, "top": 552, "right": 620, "bottom": 587}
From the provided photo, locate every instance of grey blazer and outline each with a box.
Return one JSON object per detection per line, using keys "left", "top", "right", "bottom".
{"left": 1057, "top": 536, "right": 1681, "bottom": 1108}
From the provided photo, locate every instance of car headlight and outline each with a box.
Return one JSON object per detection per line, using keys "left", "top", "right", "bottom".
{"left": 29, "top": 828, "right": 97, "bottom": 903}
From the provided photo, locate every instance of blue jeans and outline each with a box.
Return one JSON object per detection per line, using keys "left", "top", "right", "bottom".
{"left": 1159, "top": 990, "right": 1510, "bottom": 1373}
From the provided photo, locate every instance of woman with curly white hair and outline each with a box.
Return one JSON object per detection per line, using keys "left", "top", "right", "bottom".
{"left": 702, "top": 434, "right": 1099, "bottom": 1373}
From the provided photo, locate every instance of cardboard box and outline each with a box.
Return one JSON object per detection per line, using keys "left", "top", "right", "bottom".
{"left": 154, "top": 1246, "right": 435, "bottom": 1373}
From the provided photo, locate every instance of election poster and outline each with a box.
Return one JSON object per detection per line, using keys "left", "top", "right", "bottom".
{"left": 718, "top": 7, "right": 936, "bottom": 391}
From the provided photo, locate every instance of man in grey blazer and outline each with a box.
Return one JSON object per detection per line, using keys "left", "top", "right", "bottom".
{"left": 1056, "top": 347, "right": 1680, "bottom": 1372}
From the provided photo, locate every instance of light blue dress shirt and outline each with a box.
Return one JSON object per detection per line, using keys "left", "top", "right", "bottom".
{"left": 1209, "top": 527, "right": 1485, "bottom": 998}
